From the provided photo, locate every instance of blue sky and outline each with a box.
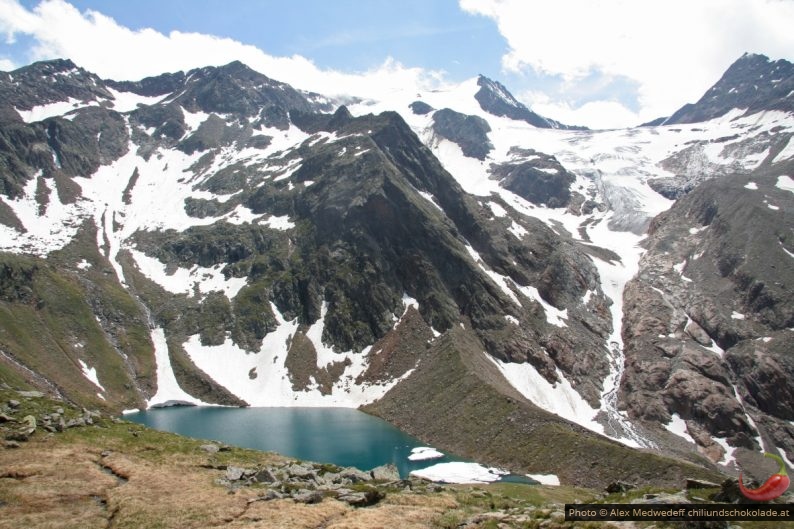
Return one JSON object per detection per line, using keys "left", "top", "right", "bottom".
{"left": 2, "top": 0, "right": 793, "bottom": 128}
{"left": 66, "top": 1, "right": 504, "bottom": 77}
{"left": 7, "top": 0, "right": 510, "bottom": 80}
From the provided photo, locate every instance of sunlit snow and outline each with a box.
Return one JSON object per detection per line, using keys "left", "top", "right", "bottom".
{"left": 408, "top": 447, "right": 444, "bottom": 461}
{"left": 129, "top": 249, "right": 247, "bottom": 300}
{"left": 713, "top": 436, "right": 737, "bottom": 466}
{"left": 664, "top": 413, "right": 695, "bottom": 444}
{"left": 78, "top": 359, "right": 105, "bottom": 392}
{"left": 148, "top": 327, "right": 210, "bottom": 407}
{"left": 777, "top": 175, "right": 794, "bottom": 194}
{"left": 487, "top": 354, "right": 607, "bottom": 438}
{"left": 526, "top": 473, "right": 560, "bottom": 486}
{"left": 185, "top": 303, "right": 414, "bottom": 407}
{"left": 773, "top": 137, "right": 794, "bottom": 164}
{"left": 410, "top": 462, "right": 508, "bottom": 484}
{"left": 107, "top": 88, "right": 165, "bottom": 112}
{"left": 15, "top": 97, "right": 92, "bottom": 122}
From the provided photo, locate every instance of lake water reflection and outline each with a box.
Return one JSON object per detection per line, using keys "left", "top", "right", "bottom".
{"left": 126, "top": 406, "right": 462, "bottom": 478}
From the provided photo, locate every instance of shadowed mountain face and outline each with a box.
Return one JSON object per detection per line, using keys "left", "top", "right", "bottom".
{"left": 0, "top": 55, "right": 792, "bottom": 487}
{"left": 665, "top": 53, "right": 794, "bottom": 124}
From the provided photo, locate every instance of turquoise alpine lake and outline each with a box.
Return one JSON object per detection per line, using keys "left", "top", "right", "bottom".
{"left": 125, "top": 406, "right": 532, "bottom": 483}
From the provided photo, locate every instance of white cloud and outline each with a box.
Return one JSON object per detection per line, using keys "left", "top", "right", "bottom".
{"left": 0, "top": 0, "right": 444, "bottom": 100}
{"left": 460, "top": 0, "right": 794, "bottom": 125}
{"left": 0, "top": 58, "right": 15, "bottom": 71}
{"left": 522, "top": 91, "right": 641, "bottom": 130}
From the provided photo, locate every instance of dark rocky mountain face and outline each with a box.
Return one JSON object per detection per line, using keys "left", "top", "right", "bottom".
{"left": 665, "top": 53, "right": 794, "bottom": 124}
{"left": 0, "top": 56, "right": 792, "bottom": 487}
{"left": 431, "top": 108, "right": 493, "bottom": 160}
{"left": 489, "top": 148, "right": 577, "bottom": 209}
{"left": 475, "top": 75, "right": 585, "bottom": 130}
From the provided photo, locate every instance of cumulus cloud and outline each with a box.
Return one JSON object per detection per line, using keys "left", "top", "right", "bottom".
{"left": 460, "top": 0, "right": 794, "bottom": 126}
{"left": 522, "top": 91, "right": 641, "bottom": 130}
{"left": 0, "top": 0, "right": 444, "bottom": 100}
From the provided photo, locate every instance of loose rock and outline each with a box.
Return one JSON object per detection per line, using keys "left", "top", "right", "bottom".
{"left": 225, "top": 466, "right": 246, "bottom": 481}
{"left": 686, "top": 478, "right": 721, "bottom": 489}
{"left": 339, "top": 467, "right": 372, "bottom": 483}
{"left": 292, "top": 490, "right": 323, "bottom": 504}
{"left": 17, "top": 391, "right": 44, "bottom": 398}
{"left": 606, "top": 481, "right": 635, "bottom": 493}
{"left": 370, "top": 463, "right": 400, "bottom": 481}
{"left": 253, "top": 468, "right": 277, "bottom": 483}
{"left": 337, "top": 487, "right": 384, "bottom": 507}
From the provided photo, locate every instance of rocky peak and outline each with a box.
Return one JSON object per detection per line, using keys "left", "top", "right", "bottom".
{"left": 171, "top": 61, "right": 319, "bottom": 127}
{"left": 474, "top": 75, "right": 585, "bottom": 130}
{"left": 0, "top": 58, "right": 113, "bottom": 114}
{"left": 665, "top": 53, "right": 794, "bottom": 124}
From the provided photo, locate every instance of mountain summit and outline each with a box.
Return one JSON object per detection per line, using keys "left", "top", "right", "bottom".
{"left": 474, "top": 75, "right": 585, "bottom": 130}
{"left": 665, "top": 53, "right": 794, "bottom": 124}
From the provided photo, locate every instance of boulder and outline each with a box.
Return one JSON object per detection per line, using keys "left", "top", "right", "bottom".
{"left": 66, "top": 418, "right": 86, "bottom": 428}
{"left": 339, "top": 467, "right": 372, "bottom": 483}
{"left": 370, "top": 463, "right": 400, "bottom": 481}
{"left": 292, "top": 490, "right": 324, "bottom": 504}
{"left": 334, "top": 485, "right": 385, "bottom": 506}
{"left": 605, "top": 481, "right": 635, "bottom": 493}
{"left": 225, "top": 466, "right": 246, "bottom": 481}
{"left": 199, "top": 444, "right": 220, "bottom": 454}
{"left": 337, "top": 490, "right": 383, "bottom": 507}
{"left": 686, "top": 478, "right": 721, "bottom": 489}
{"left": 253, "top": 468, "right": 277, "bottom": 483}
{"left": 4, "top": 430, "right": 30, "bottom": 442}
{"left": 20, "top": 415, "right": 36, "bottom": 435}
{"left": 285, "top": 463, "right": 316, "bottom": 480}
{"left": 250, "top": 490, "right": 283, "bottom": 502}
{"left": 710, "top": 478, "right": 744, "bottom": 503}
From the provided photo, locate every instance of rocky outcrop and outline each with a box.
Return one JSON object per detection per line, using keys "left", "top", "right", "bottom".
{"left": 431, "top": 108, "right": 493, "bottom": 160}
{"left": 409, "top": 101, "right": 433, "bottom": 115}
{"left": 489, "top": 148, "right": 576, "bottom": 208}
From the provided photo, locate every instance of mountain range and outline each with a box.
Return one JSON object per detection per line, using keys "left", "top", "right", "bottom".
{"left": 0, "top": 52, "right": 792, "bottom": 488}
